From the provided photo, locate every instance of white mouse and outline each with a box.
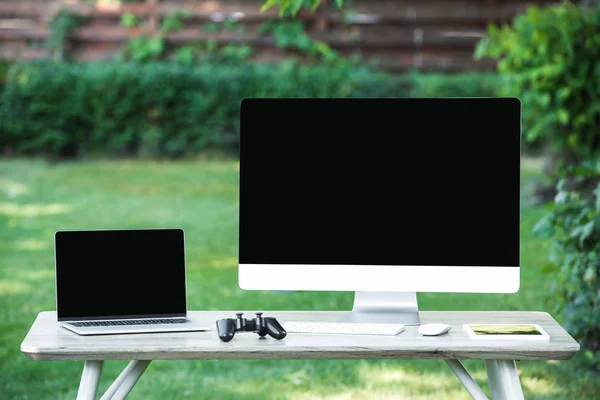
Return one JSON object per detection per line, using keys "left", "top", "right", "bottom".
{"left": 418, "top": 323, "right": 452, "bottom": 336}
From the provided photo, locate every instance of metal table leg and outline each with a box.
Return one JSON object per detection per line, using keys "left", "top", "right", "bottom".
{"left": 445, "top": 359, "right": 488, "bottom": 400}
{"left": 485, "top": 359, "right": 524, "bottom": 400}
{"left": 77, "top": 360, "right": 104, "bottom": 400}
{"left": 100, "top": 360, "right": 152, "bottom": 400}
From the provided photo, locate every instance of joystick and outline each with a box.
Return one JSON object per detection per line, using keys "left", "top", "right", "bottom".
{"left": 216, "top": 312, "right": 287, "bottom": 342}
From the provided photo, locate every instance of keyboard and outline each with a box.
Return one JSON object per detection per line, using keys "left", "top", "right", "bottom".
{"left": 69, "top": 318, "right": 189, "bottom": 327}
{"left": 282, "top": 321, "right": 405, "bottom": 336}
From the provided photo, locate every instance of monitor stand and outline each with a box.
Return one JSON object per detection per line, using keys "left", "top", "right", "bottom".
{"left": 339, "top": 291, "right": 421, "bottom": 325}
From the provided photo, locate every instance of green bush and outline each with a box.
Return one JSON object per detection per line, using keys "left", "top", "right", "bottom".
{"left": 0, "top": 60, "right": 502, "bottom": 158}
{"left": 0, "top": 61, "right": 403, "bottom": 157}
{"left": 534, "top": 167, "right": 600, "bottom": 363}
{"left": 408, "top": 71, "right": 503, "bottom": 98}
{"left": 475, "top": 2, "right": 600, "bottom": 159}
{"left": 476, "top": 1, "right": 600, "bottom": 365}
{"left": 0, "top": 61, "right": 11, "bottom": 92}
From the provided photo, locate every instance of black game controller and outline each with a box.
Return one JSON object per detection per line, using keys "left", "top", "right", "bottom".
{"left": 216, "top": 312, "right": 287, "bottom": 342}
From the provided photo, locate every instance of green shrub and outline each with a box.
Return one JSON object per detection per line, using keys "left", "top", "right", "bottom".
{"left": 0, "top": 60, "right": 502, "bottom": 158}
{"left": 534, "top": 167, "right": 600, "bottom": 363}
{"left": 475, "top": 2, "right": 600, "bottom": 160}
{"left": 0, "top": 61, "right": 403, "bottom": 157}
{"left": 409, "top": 71, "right": 503, "bottom": 98}
{"left": 476, "top": 1, "right": 600, "bottom": 366}
{"left": 0, "top": 61, "right": 11, "bottom": 91}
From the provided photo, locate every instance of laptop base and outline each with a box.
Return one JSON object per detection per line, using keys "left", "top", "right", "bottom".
{"left": 59, "top": 320, "right": 210, "bottom": 335}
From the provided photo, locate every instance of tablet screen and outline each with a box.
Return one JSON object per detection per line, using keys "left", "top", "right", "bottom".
{"left": 470, "top": 324, "right": 543, "bottom": 335}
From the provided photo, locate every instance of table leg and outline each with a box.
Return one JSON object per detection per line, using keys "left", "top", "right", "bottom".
{"left": 100, "top": 360, "right": 151, "bottom": 400}
{"left": 77, "top": 360, "right": 104, "bottom": 400}
{"left": 485, "top": 360, "right": 524, "bottom": 400}
{"left": 444, "top": 359, "right": 488, "bottom": 400}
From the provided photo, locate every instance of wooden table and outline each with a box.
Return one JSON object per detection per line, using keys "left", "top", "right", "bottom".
{"left": 21, "top": 310, "right": 580, "bottom": 400}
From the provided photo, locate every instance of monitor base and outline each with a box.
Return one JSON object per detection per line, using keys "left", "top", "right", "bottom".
{"left": 340, "top": 291, "right": 421, "bottom": 325}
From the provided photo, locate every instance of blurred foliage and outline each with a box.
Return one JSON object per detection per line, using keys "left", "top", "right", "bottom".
{"left": 534, "top": 165, "right": 600, "bottom": 365}
{"left": 477, "top": 0, "right": 600, "bottom": 366}
{"left": 46, "top": 10, "right": 88, "bottom": 61}
{"left": 123, "top": 35, "right": 165, "bottom": 62}
{"left": 0, "top": 61, "right": 11, "bottom": 92}
{"left": 118, "top": 12, "right": 257, "bottom": 64}
{"left": 119, "top": 11, "right": 346, "bottom": 67}
{"left": 261, "top": 0, "right": 344, "bottom": 16}
{"left": 172, "top": 17, "right": 253, "bottom": 65}
{"left": 0, "top": 61, "right": 501, "bottom": 159}
{"left": 258, "top": 20, "right": 348, "bottom": 64}
{"left": 475, "top": 1, "right": 600, "bottom": 160}
{"left": 119, "top": 11, "right": 192, "bottom": 62}
{"left": 0, "top": 61, "right": 396, "bottom": 158}
{"left": 120, "top": 12, "right": 141, "bottom": 29}
{"left": 406, "top": 71, "right": 506, "bottom": 98}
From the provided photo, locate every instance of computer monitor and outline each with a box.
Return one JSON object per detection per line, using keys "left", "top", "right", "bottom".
{"left": 238, "top": 98, "right": 520, "bottom": 325}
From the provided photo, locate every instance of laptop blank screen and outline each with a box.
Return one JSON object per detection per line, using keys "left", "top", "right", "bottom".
{"left": 55, "top": 229, "right": 187, "bottom": 321}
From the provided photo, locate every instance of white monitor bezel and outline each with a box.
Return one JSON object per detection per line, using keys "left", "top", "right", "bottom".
{"left": 239, "top": 264, "right": 519, "bottom": 293}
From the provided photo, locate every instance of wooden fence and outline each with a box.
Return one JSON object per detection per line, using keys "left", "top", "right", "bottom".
{"left": 0, "top": 0, "right": 556, "bottom": 72}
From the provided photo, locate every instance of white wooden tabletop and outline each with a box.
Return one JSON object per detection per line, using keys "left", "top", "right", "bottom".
{"left": 21, "top": 311, "right": 580, "bottom": 361}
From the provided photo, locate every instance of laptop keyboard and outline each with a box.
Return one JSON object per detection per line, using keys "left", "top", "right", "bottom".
{"left": 69, "top": 318, "right": 189, "bottom": 327}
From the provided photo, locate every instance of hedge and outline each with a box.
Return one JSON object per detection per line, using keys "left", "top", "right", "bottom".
{"left": 0, "top": 61, "right": 502, "bottom": 158}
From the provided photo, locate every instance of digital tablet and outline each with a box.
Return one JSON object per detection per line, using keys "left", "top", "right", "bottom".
{"left": 463, "top": 324, "right": 550, "bottom": 340}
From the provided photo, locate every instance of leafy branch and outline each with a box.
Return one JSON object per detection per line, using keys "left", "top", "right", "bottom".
{"left": 119, "top": 11, "right": 192, "bottom": 62}
{"left": 261, "top": 0, "right": 344, "bottom": 17}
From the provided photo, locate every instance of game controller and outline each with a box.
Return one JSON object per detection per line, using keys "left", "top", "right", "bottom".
{"left": 216, "top": 312, "right": 287, "bottom": 342}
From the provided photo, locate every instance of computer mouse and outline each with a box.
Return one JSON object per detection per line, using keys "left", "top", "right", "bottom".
{"left": 418, "top": 323, "right": 452, "bottom": 336}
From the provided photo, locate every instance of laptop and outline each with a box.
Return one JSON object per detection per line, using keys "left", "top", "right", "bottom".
{"left": 55, "top": 228, "right": 210, "bottom": 335}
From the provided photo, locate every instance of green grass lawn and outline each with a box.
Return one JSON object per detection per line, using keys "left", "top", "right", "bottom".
{"left": 1, "top": 157, "right": 598, "bottom": 399}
